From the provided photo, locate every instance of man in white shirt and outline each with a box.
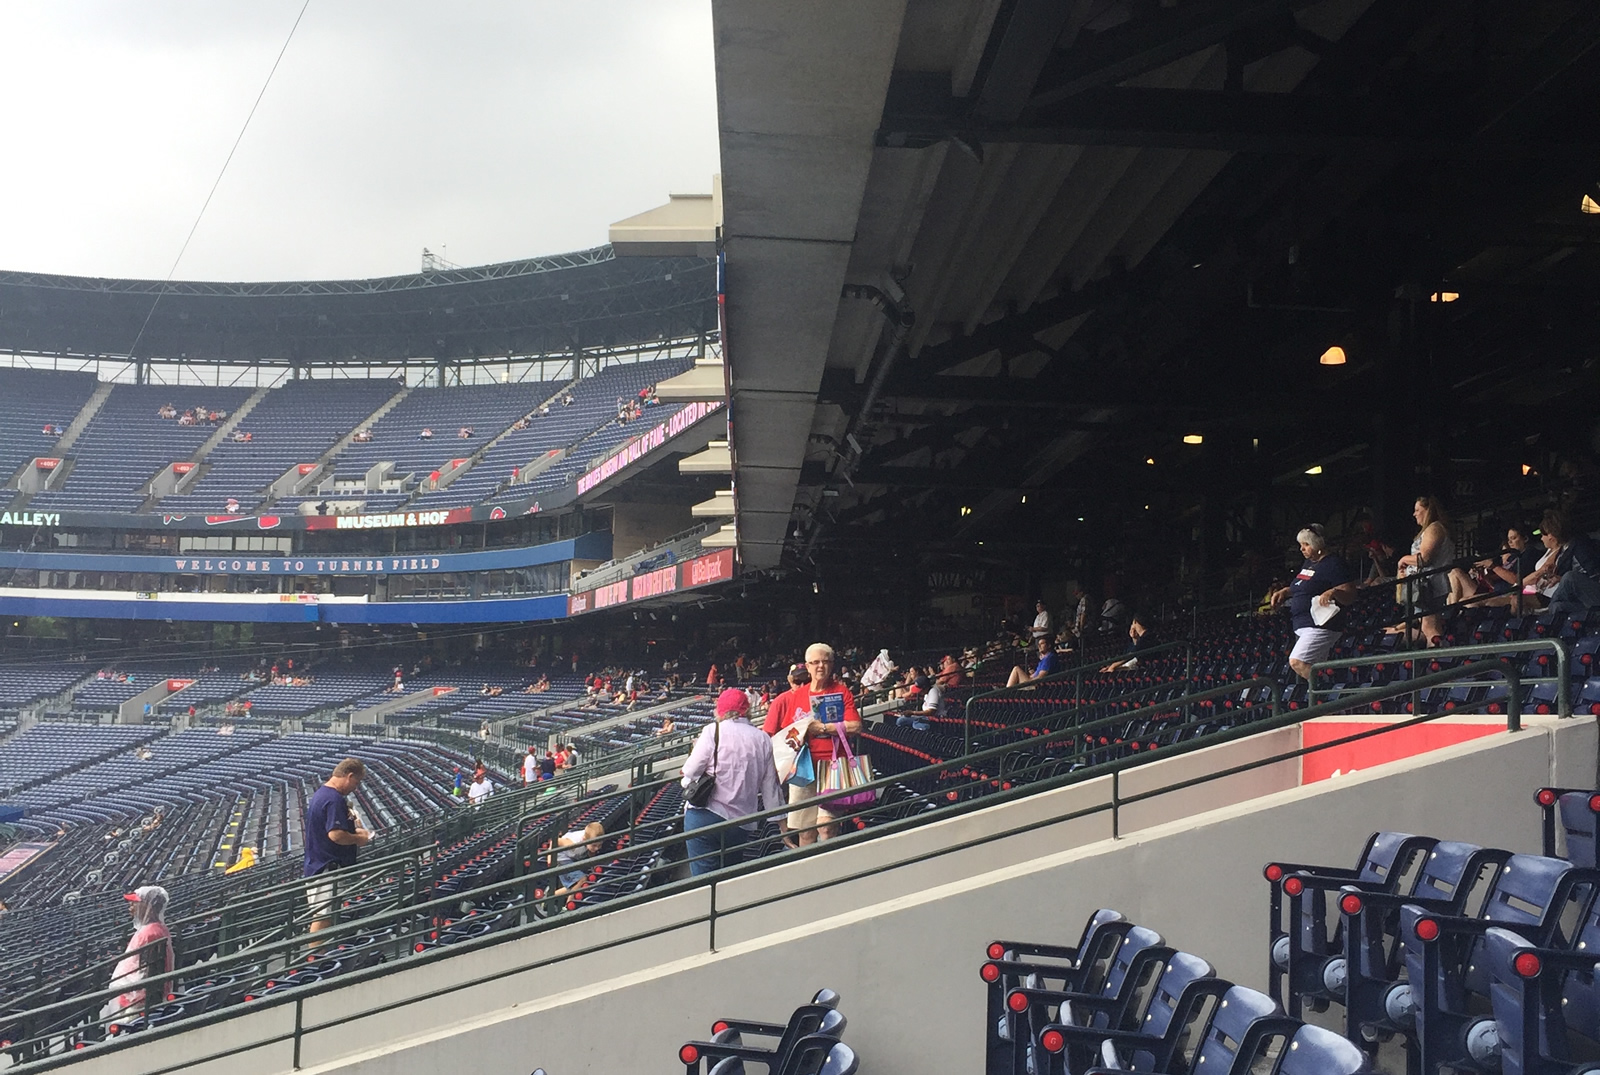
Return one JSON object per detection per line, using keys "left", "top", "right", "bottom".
{"left": 468, "top": 775, "right": 493, "bottom": 807}
{"left": 522, "top": 747, "right": 538, "bottom": 786}
{"left": 1030, "top": 599, "right": 1053, "bottom": 640}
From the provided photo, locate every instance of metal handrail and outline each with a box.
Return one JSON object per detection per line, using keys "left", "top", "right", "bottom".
{"left": 960, "top": 639, "right": 1198, "bottom": 752}
{"left": 1308, "top": 638, "right": 1571, "bottom": 718}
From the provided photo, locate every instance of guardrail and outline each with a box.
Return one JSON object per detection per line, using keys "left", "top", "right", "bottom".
{"left": 960, "top": 639, "right": 1197, "bottom": 753}
{"left": 0, "top": 656, "right": 1533, "bottom": 1072}
{"left": 1308, "top": 638, "right": 1571, "bottom": 718}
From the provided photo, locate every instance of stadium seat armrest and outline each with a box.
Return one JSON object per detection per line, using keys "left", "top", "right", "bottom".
{"left": 710, "top": 1020, "right": 789, "bottom": 1037}
{"left": 1517, "top": 947, "right": 1600, "bottom": 974}
{"left": 1280, "top": 863, "right": 1363, "bottom": 880}
{"left": 1035, "top": 1021, "right": 1157, "bottom": 1048}
{"left": 989, "top": 941, "right": 1082, "bottom": 960}
{"left": 990, "top": 959, "right": 1090, "bottom": 987}
{"left": 685, "top": 1042, "right": 784, "bottom": 1064}
{"left": 1008, "top": 985, "right": 1118, "bottom": 1010}
{"left": 1346, "top": 890, "right": 1454, "bottom": 913}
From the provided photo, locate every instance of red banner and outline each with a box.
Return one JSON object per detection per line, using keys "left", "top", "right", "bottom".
{"left": 630, "top": 564, "right": 677, "bottom": 600}
{"left": 681, "top": 548, "right": 735, "bottom": 589}
{"left": 172, "top": 462, "right": 195, "bottom": 475}
{"left": 34, "top": 458, "right": 59, "bottom": 471}
{"left": 566, "top": 547, "right": 736, "bottom": 617}
{"left": 166, "top": 678, "right": 196, "bottom": 692}
{"left": 297, "top": 463, "right": 318, "bottom": 476}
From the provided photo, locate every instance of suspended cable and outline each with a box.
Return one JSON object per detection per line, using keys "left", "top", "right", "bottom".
{"left": 124, "top": 0, "right": 314, "bottom": 366}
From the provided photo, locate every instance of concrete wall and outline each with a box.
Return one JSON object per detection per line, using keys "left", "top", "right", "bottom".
{"left": 609, "top": 501, "right": 694, "bottom": 560}
{"left": 74, "top": 717, "right": 1595, "bottom": 1075}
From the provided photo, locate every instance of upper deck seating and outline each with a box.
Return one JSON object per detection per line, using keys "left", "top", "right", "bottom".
{"left": 160, "top": 379, "right": 402, "bottom": 513}
{"left": 29, "top": 384, "right": 254, "bottom": 513}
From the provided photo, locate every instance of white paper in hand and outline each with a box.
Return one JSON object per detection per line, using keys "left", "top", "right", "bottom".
{"left": 1310, "top": 595, "right": 1338, "bottom": 627}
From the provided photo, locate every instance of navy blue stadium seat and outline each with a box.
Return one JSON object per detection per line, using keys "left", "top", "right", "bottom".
{"left": 1266, "top": 831, "right": 1438, "bottom": 1016}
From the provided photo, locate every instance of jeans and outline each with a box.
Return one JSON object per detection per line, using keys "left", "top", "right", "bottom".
{"left": 684, "top": 807, "right": 754, "bottom": 877}
{"left": 1548, "top": 571, "right": 1600, "bottom": 622}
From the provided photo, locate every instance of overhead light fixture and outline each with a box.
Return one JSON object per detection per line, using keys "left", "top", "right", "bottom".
{"left": 1583, "top": 194, "right": 1600, "bottom": 214}
{"left": 960, "top": 506, "right": 972, "bottom": 516}
{"left": 1182, "top": 434, "right": 1203, "bottom": 445}
{"left": 1319, "top": 346, "right": 1347, "bottom": 366}
{"left": 1145, "top": 457, "right": 1156, "bottom": 465}
{"left": 1305, "top": 465, "right": 1323, "bottom": 475}
{"left": 1020, "top": 495, "right": 1027, "bottom": 504}
{"left": 1522, "top": 464, "right": 1535, "bottom": 476}
{"left": 1429, "top": 292, "right": 1460, "bottom": 303}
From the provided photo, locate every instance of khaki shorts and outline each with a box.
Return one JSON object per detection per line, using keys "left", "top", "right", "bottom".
{"left": 307, "top": 877, "right": 338, "bottom": 919}
{"left": 786, "top": 782, "right": 837, "bottom": 833}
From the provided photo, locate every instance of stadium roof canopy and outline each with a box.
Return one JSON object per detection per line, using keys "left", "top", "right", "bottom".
{"left": 0, "top": 246, "right": 716, "bottom": 366}
{"left": 716, "top": 0, "right": 1600, "bottom": 578}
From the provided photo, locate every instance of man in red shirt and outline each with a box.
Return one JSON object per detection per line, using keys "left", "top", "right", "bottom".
{"left": 935, "top": 654, "right": 964, "bottom": 690}
{"left": 779, "top": 643, "right": 861, "bottom": 845}
{"left": 762, "top": 664, "right": 810, "bottom": 736}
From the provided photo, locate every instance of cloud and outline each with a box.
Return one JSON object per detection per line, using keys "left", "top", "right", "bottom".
{"left": 0, "top": 0, "right": 719, "bottom": 281}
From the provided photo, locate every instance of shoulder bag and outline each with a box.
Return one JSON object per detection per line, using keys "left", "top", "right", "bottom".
{"left": 684, "top": 719, "right": 719, "bottom": 808}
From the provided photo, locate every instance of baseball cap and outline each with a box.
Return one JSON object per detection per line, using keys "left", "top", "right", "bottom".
{"left": 716, "top": 687, "right": 751, "bottom": 716}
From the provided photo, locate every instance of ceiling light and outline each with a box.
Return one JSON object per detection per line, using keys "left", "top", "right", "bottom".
{"left": 960, "top": 505, "right": 972, "bottom": 516}
{"left": 1583, "top": 194, "right": 1600, "bottom": 214}
{"left": 1020, "top": 495, "right": 1027, "bottom": 504}
{"left": 1319, "top": 346, "right": 1347, "bottom": 366}
{"left": 1429, "top": 292, "right": 1460, "bottom": 303}
{"left": 1305, "top": 465, "right": 1323, "bottom": 475}
{"left": 1145, "top": 457, "right": 1156, "bottom": 465}
{"left": 1182, "top": 434, "right": 1203, "bottom": 445}
{"left": 1522, "top": 464, "right": 1535, "bottom": 476}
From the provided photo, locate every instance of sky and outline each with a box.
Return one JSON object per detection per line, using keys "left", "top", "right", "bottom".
{"left": 0, "top": 1, "right": 719, "bottom": 282}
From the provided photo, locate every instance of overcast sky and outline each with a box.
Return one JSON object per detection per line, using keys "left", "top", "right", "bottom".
{"left": 0, "top": 1, "right": 719, "bottom": 282}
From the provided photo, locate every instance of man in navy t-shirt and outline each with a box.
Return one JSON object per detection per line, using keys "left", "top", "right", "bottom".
{"left": 1270, "top": 525, "right": 1358, "bottom": 681}
{"left": 303, "top": 758, "right": 371, "bottom": 932}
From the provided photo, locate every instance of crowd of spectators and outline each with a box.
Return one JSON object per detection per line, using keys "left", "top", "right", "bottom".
{"left": 157, "top": 403, "right": 230, "bottom": 428}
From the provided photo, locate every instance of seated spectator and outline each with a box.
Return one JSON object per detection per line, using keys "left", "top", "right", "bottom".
{"left": 419, "top": 427, "right": 433, "bottom": 439}
{"left": 458, "top": 425, "right": 474, "bottom": 439}
{"left": 537, "top": 402, "right": 550, "bottom": 417}
{"left": 1102, "top": 613, "right": 1158, "bottom": 671}
{"left": 158, "top": 404, "right": 177, "bottom": 420}
{"left": 1006, "top": 637, "right": 1057, "bottom": 688}
{"left": 1473, "top": 523, "right": 1542, "bottom": 612}
{"left": 562, "top": 391, "right": 574, "bottom": 406}
{"left": 550, "top": 822, "right": 606, "bottom": 896}
{"left": 225, "top": 497, "right": 240, "bottom": 513}
{"left": 896, "top": 676, "right": 943, "bottom": 728}
{"left": 934, "top": 653, "right": 964, "bottom": 690}
{"left": 352, "top": 428, "right": 373, "bottom": 443}
{"left": 1537, "top": 509, "right": 1600, "bottom": 620}
{"left": 656, "top": 715, "right": 676, "bottom": 735}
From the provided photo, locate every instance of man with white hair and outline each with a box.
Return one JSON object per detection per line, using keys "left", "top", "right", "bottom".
{"left": 783, "top": 642, "right": 861, "bottom": 845}
{"left": 1270, "top": 524, "right": 1358, "bottom": 680}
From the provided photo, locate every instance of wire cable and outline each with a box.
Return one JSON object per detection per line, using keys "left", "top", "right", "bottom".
{"left": 124, "top": 0, "right": 314, "bottom": 365}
